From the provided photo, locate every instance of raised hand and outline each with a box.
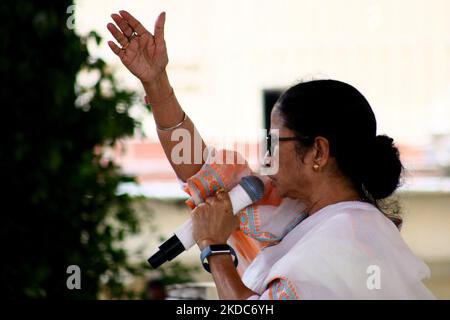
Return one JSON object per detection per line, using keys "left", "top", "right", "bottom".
{"left": 107, "top": 10, "right": 168, "bottom": 83}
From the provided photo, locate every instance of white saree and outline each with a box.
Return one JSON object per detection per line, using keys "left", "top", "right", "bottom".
{"left": 180, "top": 148, "right": 435, "bottom": 300}
{"left": 243, "top": 201, "right": 435, "bottom": 299}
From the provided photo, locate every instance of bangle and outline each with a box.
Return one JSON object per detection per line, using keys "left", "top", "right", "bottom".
{"left": 156, "top": 112, "right": 187, "bottom": 131}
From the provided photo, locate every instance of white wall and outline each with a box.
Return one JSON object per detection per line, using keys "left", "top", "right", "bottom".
{"left": 76, "top": 0, "right": 450, "bottom": 146}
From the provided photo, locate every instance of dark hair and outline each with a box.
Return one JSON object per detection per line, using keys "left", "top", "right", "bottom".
{"left": 276, "top": 80, "right": 403, "bottom": 223}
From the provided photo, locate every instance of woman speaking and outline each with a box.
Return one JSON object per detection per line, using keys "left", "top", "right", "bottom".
{"left": 107, "top": 11, "right": 435, "bottom": 300}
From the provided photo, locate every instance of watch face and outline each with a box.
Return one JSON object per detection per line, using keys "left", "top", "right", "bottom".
{"left": 209, "top": 244, "right": 230, "bottom": 251}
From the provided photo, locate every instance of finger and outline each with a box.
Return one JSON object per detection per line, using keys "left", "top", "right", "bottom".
{"left": 154, "top": 11, "right": 165, "bottom": 44}
{"left": 215, "top": 189, "right": 229, "bottom": 202}
{"left": 233, "top": 216, "right": 241, "bottom": 230}
{"left": 205, "top": 197, "right": 216, "bottom": 206}
{"left": 111, "top": 13, "right": 133, "bottom": 37}
{"left": 119, "top": 10, "right": 150, "bottom": 36}
{"left": 107, "top": 40, "right": 121, "bottom": 56}
{"left": 107, "top": 23, "right": 129, "bottom": 47}
{"left": 191, "top": 206, "right": 200, "bottom": 218}
{"left": 195, "top": 203, "right": 209, "bottom": 212}
{"left": 107, "top": 41, "right": 126, "bottom": 60}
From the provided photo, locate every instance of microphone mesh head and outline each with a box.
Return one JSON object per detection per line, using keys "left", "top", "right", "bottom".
{"left": 239, "top": 176, "right": 265, "bottom": 202}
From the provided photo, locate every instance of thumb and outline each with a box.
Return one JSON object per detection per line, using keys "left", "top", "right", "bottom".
{"left": 154, "top": 11, "right": 166, "bottom": 44}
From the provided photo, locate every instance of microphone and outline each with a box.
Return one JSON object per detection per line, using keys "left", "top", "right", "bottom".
{"left": 148, "top": 175, "right": 265, "bottom": 269}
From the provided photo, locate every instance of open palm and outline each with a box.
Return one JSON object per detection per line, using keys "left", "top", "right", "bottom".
{"left": 107, "top": 10, "right": 168, "bottom": 83}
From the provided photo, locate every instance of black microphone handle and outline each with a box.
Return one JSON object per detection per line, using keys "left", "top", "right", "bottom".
{"left": 148, "top": 234, "right": 185, "bottom": 269}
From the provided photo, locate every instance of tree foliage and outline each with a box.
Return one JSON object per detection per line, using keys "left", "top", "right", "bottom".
{"left": 1, "top": 0, "right": 143, "bottom": 299}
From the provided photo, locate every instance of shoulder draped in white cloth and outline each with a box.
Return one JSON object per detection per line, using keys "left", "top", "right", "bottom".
{"left": 244, "top": 201, "right": 435, "bottom": 299}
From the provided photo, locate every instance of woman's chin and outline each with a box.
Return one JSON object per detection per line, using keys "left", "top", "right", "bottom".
{"left": 269, "top": 179, "right": 285, "bottom": 197}
{"left": 273, "top": 185, "right": 285, "bottom": 198}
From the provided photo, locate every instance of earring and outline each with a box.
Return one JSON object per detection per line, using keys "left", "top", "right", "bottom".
{"left": 313, "top": 164, "right": 320, "bottom": 170}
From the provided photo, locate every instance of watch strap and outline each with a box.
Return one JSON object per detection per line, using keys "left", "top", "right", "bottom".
{"left": 200, "top": 244, "right": 238, "bottom": 273}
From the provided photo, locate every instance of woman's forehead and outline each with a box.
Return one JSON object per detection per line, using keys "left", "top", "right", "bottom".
{"left": 270, "top": 105, "right": 297, "bottom": 136}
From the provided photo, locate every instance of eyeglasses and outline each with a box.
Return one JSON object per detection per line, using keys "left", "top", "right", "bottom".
{"left": 265, "top": 132, "right": 310, "bottom": 158}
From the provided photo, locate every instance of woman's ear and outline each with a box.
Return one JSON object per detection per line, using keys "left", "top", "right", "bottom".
{"left": 313, "top": 136, "right": 330, "bottom": 168}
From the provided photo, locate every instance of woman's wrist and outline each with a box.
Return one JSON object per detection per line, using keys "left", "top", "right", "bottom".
{"left": 207, "top": 252, "right": 234, "bottom": 267}
{"left": 141, "top": 71, "right": 172, "bottom": 104}
{"left": 197, "top": 238, "right": 227, "bottom": 251}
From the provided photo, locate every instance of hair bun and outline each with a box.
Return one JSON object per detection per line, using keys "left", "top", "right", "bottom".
{"left": 362, "top": 135, "right": 403, "bottom": 200}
